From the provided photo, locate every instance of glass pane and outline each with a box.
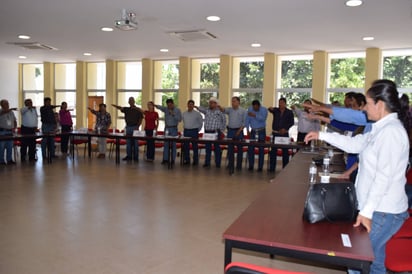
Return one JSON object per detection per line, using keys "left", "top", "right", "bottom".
{"left": 87, "top": 62, "right": 106, "bottom": 90}
{"left": 383, "top": 56, "right": 412, "bottom": 88}
{"left": 161, "top": 63, "right": 179, "bottom": 89}
{"left": 23, "top": 64, "right": 43, "bottom": 91}
{"left": 191, "top": 91, "right": 218, "bottom": 107}
{"left": 281, "top": 60, "right": 313, "bottom": 88}
{"left": 55, "top": 92, "right": 76, "bottom": 117}
{"left": 200, "top": 63, "right": 220, "bottom": 89}
{"left": 239, "top": 61, "right": 264, "bottom": 88}
{"left": 88, "top": 91, "right": 106, "bottom": 102}
{"left": 328, "top": 92, "right": 346, "bottom": 106}
{"left": 55, "top": 63, "right": 76, "bottom": 89}
{"left": 277, "top": 91, "right": 312, "bottom": 107}
{"left": 117, "top": 92, "right": 142, "bottom": 107}
{"left": 329, "top": 58, "right": 365, "bottom": 88}
{"left": 117, "top": 62, "right": 142, "bottom": 90}
{"left": 232, "top": 91, "right": 263, "bottom": 109}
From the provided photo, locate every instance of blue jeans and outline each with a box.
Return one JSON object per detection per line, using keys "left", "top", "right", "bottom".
{"left": 145, "top": 129, "right": 155, "bottom": 160}
{"left": 205, "top": 130, "right": 222, "bottom": 167}
{"left": 269, "top": 133, "right": 290, "bottom": 171}
{"left": 163, "top": 127, "right": 178, "bottom": 162}
{"left": 349, "top": 211, "right": 409, "bottom": 274}
{"left": 183, "top": 128, "right": 199, "bottom": 164}
{"left": 41, "top": 123, "right": 56, "bottom": 158}
{"left": 0, "top": 130, "right": 13, "bottom": 163}
{"left": 126, "top": 126, "right": 139, "bottom": 160}
{"left": 227, "top": 128, "right": 244, "bottom": 169}
{"left": 247, "top": 129, "right": 265, "bottom": 169}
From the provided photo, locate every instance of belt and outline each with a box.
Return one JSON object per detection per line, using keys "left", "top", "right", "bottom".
{"left": 227, "top": 127, "right": 241, "bottom": 130}
{"left": 184, "top": 128, "right": 198, "bottom": 131}
{"left": 0, "top": 128, "right": 12, "bottom": 131}
{"left": 165, "top": 126, "right": 177, "bottom": 128}
{"left": 252, "top": 127, "right": 265, "bottom": 132}
{"left": 205, "top": 129, "right": 218, "bottom": 133}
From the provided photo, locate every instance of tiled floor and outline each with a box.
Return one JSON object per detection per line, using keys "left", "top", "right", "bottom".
{"left": 0, "top": 152, "right": 346, "bottom": 274}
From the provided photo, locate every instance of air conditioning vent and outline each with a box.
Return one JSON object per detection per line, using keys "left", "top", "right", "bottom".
{"left": 168, "top": 30, "right": 217, "bottom": 42}
{"left": 7, "top": 42, "right": 58, "bottom": 50}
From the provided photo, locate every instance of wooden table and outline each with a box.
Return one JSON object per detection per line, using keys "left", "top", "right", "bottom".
{"left": 223, "top": 151, "right": 373, "bottom": 273}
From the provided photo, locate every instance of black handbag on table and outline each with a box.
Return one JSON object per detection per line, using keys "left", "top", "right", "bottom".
{"left": 303, "top": 182, "right": 358, "bottom": 224}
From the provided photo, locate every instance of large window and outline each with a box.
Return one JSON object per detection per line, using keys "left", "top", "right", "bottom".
{"left": 87, "top": 62, "right": 106, "bottom": 99}
{"left": 22, "top": 64, "right": 44, "bottom": 126}
{"left": 233, "top": 57, "right": 264, "bottom": 109}
{"left": 383, "top": 49, "right": 412, "bottom": 99}
{"left": 154, "top": 60, "right": 179, "bottom": 130}
{"left": 327, "top": 52, "right": 365, "bottom": 105}
{"left": 116, "top": 61, "right": 142, "bottom": 130}
{"left": 55, "top": 63, "right": 76, "bottom": 126}
{"left": 278, "top": 55, "right": 313, "bottom": 106}
{"left": 191, "top": 58, "right": 219, "bottom": 107}
{"left": 278, "top": 55, "right": 313, "bottom": 141}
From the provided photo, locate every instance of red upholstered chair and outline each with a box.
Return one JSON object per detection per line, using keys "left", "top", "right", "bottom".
{"left": 385, "top": 218, "right": 412, "bottom": 272}
{"left": 225, "top": 262, "right": 312, "bottom": 274}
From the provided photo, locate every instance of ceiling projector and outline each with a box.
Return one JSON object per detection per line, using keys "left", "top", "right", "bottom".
{"left": 115, "top": 9, "right": 138, "bottom": 31}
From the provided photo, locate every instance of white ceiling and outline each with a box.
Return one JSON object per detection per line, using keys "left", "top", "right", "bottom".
{"left": 1, "top": 0, "right": 412, "bottom": 63}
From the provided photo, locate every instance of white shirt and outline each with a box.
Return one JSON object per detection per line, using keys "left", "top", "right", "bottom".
{"left": 319, "top": 113, "right": 409, "bottom": 219}
{"left": 20, "top": 106, "right": 38, "bottom": 128}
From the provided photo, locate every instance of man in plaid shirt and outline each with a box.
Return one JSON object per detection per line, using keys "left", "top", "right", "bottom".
{"left": 195, "top": 97, "right": 226, "bottom": 168}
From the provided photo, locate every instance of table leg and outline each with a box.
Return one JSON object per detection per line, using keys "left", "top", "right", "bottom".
{"left": 224, "top": 240, "right": 233, "bottom": 268}
{"left": 115, "top": 138, "right": 120, "bottom": 165}
{"left": 70, "top": 135, "right": 75, "bottom": 162}
{"left": 228, "top": 144, "right": 234, "bottom": 175}
{"left": 168, "top": 140, "right": 173, "bottom": 169}
{"left": 88, "top": 136, "right": 92, "bottom": 158}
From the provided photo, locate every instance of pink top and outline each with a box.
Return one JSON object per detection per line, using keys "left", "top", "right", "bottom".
{"left": 59, "top": 109, "right": 73, "bottom": 126}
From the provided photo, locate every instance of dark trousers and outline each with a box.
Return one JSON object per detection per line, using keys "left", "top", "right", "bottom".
{"left": 269, "top": 133, "right": 290, "bottom": 171}
{"left": 247, "top": 129, "right": 265, "bottom": 169}
{"left": 145, "top": 129, "right": 155, "bottom": 160}
{"left": 205, "top": 130, "right": 222, "bottom": 167}
{"left": 297, "top": 132, "right": 307, "bottom": 143}
{"left": 183, "top": 128, "right": 199, "bottom": 164}
{"left": 20, "top": 126, "right": 37, "bottom": 160}
{"left": 60, "top": 125, "right": 72, "bottom": 153}
{"left": 227, "top": 128, "right": 244, "bottom": 169}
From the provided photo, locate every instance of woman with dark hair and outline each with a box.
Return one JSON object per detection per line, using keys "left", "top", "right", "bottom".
{"left": 305, "top": 80, "right": 409, "bottom": 274}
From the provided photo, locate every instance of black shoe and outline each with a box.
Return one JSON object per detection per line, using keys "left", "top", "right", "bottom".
{"left": 29, "top": 158, "right": 37, "bottom": 162}
{"left": 203, "top": 164, "right": 210, "bottom": 168}
{"left": 257, "top": 168, "right": 263, "bottom": 172}
{"left": 122, "top": 156, "right": 131, "bottom": 161}
{"left": 133, "top": 158, "right": 139, "bottom": 162}
{"left": 216, "top": 164, "right": 221, "bottom": 168}
{"left": 248, "top": 167, "right": 253, "bottom": 171}
{"left": 183, "top": 161, "right": 190, "bottom": 165}
{"left": 7, "top": 161, "right": 16, "bottom": 165}
{"left": 268, "top": 168, "right": 275, "bottom": 172}
{"left": 161, "top": 160, "right": 168, "bottom": 165}
{"left": 236, "top": 166, "right": 242, "bottom": 171}
{"left": 0, "top": 162, "right": 7, "bottom": 166}
{"left": 192, "top": 162, "right": 198, "bottom": 166}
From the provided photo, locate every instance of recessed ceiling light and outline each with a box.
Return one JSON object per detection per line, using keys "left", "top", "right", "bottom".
{"left": 101, "top": 27, "right": 114, "bottom": 32}
{"left": 83, "top": 52, "right": 92, "bottom": 56}
{"left": 18, "top": 35, "right": 30, "bottom": 40}
{"left": 206, "top": 15, "right": 221, "bottom": 22}
{"left": 345, "top": 0, "right": 363, "bottom": 7}
{"left": 160, "top": 49, "right": 169, "bottom": 53}
{"left": 18, "top": 56, "right": 27, "bottom": 59}
{"left": 362, "top": 36, "right": 374, "bottom": 41}
{"left": 251, "top": 43, "right": 261, "bottom": 48}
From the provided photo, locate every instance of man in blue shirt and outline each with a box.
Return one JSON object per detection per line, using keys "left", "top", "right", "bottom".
{"left": 155, "top": 99, "right": 182, "bottom": 165}
{"left": 245, "top": 100, "right": 268, "bottom": 172}
{"left": 268, "top": 98, "right": 294, "bottom": 172}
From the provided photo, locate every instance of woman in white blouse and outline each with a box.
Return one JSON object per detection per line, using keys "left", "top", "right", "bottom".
{"left": 305, "top": 80, "right": 409, "bottom": 274}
